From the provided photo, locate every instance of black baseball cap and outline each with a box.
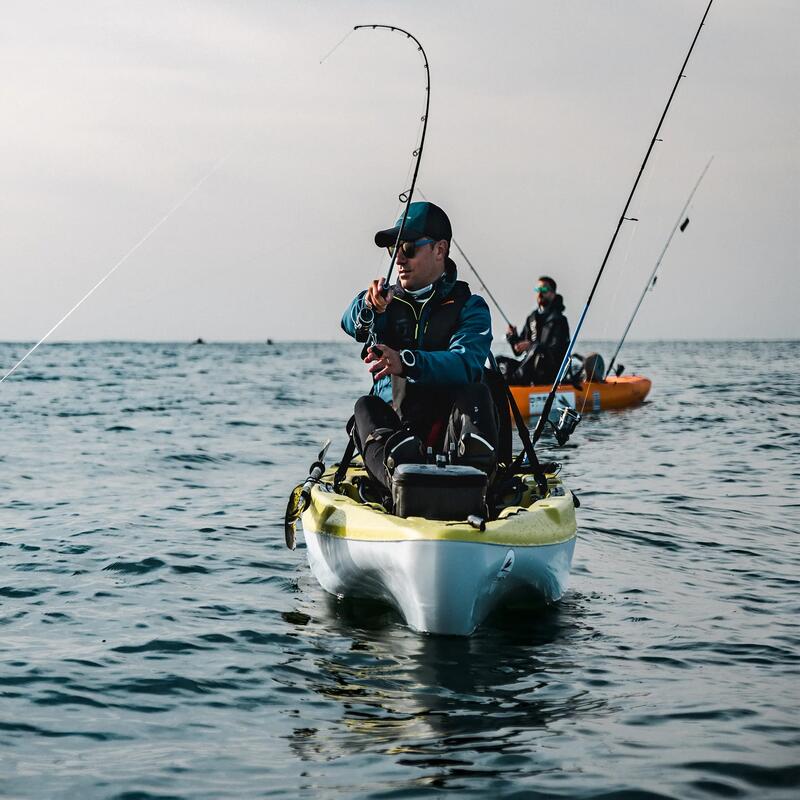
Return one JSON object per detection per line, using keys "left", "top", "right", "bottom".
{"left": 374, "top": 201, "right": 452, "bottom": 247}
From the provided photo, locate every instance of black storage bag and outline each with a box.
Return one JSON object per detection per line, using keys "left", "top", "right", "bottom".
{"left": 391, "top": 463, "right": 488, "bottom": 520}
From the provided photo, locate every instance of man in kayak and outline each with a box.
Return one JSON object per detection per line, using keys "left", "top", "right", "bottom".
{"left": 341, "top": 201, "right": 498, "bottom": 491}
{"left": 497, "top": 276, "right": 570, "bottom": 385}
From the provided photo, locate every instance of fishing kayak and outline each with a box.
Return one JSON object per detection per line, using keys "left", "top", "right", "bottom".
{"left": 510, "top": 375, "right": 652, "bottom": 419}
{"left": 300, "top": 462, "right": 577, "bottom": 636}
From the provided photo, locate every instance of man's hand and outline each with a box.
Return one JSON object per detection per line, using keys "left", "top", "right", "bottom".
{"left": 366, "top": 278, "right": 394, "bottom": 314}
{"left": 364, "top": 344, "right": 403, "bottom": 380}
{"left": 513, "top": 340, "right": 532, "bottom": 355}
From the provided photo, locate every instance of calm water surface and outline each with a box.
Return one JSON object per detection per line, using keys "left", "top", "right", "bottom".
{"left": 0, "top": 340, "right": 798, "bottom": 799}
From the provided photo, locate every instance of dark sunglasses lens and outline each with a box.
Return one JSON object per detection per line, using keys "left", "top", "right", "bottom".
{"left": 389, "top": 241, "right": 417, "bottom": 258}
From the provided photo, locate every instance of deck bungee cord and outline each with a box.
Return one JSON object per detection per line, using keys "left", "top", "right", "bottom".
{"left": 0, "top": 152, "right": 232, "bottom": 385}
{"left": 605, "top": 155, "right": 714, "bottom": 378}
{"left": 531, "top": 0, "right": 716, "bottom": 444}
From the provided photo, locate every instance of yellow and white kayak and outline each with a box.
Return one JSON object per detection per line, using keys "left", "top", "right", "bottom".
{"left": 300, "top": 462, "right": 578, "bottom": 636}
{"left": 510, "top": 374, "right": 652, "bottom": 419}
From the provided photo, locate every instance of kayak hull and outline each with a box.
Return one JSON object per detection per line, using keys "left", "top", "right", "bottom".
{"left": 510, "top": 374, "right": 652, "bottom": 419}
{"left": 300, "top": 467, "right": 578, "bottom": 636}
{"left": 304, "top": 532, "right": 575, "bottom": 636}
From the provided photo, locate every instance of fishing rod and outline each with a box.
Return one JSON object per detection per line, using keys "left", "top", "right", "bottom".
{"left": 531, "top": 0, "right": 715, "bottom": 444}
{"left": 417, "top": 188, "right": 514, "bottom": 327}
{"left": 294, "top": 25, "right": 430, "bottom": 508}
{"left": 344, "top": 25, "right": 431, "bottom": 346}
{"left": 605, "top": 155, "right": 714, "bottom": 378}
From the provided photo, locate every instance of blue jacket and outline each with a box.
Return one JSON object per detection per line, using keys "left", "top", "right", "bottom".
{"left": 341, "top": 260, "right": 493, "bottom": 403}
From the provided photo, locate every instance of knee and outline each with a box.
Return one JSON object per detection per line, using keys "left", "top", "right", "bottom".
{"left": 354, "top": 394, "right": 383, "bottom": 415}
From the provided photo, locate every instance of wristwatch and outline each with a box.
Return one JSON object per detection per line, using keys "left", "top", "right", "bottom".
{"left": 399, "top": 349, "right": 416, "bottom": 373}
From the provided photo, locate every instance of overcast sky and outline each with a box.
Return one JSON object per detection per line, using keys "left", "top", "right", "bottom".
{"left": 2, "top": 0, "right": 798, "bottom": 344}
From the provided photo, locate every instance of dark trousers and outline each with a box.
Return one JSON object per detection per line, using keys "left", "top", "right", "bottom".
{"left": 352, "top": 383, "right": 499, "bottom": 491}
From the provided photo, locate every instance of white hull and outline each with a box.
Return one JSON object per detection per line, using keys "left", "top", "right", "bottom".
{"left": 303, "top": 530, "right": 576, "bottom": 636}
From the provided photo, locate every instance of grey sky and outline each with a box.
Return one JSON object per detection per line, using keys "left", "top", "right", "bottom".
{"left": 2, "top": 0, "right": 798, "bottom": 344}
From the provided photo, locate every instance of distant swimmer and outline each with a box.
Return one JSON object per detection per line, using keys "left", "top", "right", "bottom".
{"left": 496, "top": 276, "right": 570, "bottom": 385}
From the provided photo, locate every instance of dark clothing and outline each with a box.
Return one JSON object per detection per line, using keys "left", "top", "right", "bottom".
{"left": 342, "top": 260, "right": 499, "bottom": 490}
{"left": 501, "top": 294, "right": 570, "bottom": 385}
{"left": 353, "top": 384, "right": 499, "bottom": 491}
{"left": 381, "top": 278, "right": 471, "bottom": 353}
{"left": 341, "top": 258, "right": 492, "bottom": 403}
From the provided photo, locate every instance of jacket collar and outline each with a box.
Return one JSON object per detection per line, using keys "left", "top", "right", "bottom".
{"left": 535, "top": 292, "right": 565, "bottom": 319}
{"left": 394, "top": 257, "right": 458, "bottom": 302}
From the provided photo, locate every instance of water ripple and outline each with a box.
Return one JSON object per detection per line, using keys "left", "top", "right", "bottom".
{"left": 0, "top": 340, "right": 798, "bottom": 799}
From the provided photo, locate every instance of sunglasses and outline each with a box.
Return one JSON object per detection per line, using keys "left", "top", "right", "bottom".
{"left": 388, "top": 237, "right": 435, "bottom": 259}
{"left": 534, "top": 285, "right": 554, "bottom": 294}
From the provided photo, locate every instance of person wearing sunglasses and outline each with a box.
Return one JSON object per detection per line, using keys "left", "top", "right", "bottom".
{"left": 497, "top": 276, "right": 570, "bottom": 385}
{"left": 340, "top": 201, "right": 499, "bottom": 492}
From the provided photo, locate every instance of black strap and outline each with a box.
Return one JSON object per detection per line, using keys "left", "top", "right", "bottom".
{"left": 333, "top": 435, "right": 357, "bottom": 491}
{"left": 333, "top": 415, "right": 358, "bottom": 491}
{"left": 488, "top": 354, "right": 548, "bottom": 497}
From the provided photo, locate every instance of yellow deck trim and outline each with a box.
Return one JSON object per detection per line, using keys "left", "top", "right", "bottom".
{"left": 301, "top": 466, "right": 577, "bottom": 546}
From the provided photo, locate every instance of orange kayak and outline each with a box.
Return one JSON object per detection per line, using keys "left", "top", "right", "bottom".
{"left": 509, "top": 375, "right": 652, "bottom": 419}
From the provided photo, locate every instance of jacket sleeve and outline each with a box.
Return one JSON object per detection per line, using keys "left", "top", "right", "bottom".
{"left": 403, "top": 295, "right": 492, "bottom": 384}
{"left": 341, "top": 291, "right": 367, "bottom": 339}
{"left": 341, "top": 291, "right": 390, "bottom": 341}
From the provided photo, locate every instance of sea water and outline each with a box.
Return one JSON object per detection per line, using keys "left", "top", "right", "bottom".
{"left": 0, "top": 340, "right": 798, "bottom": 799}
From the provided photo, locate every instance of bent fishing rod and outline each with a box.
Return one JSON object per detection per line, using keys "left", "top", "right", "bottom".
{"left": 532, "top": 0, "right": 715, "bottom": 444}
{"left": 605, "top": 155, "right": 714, "bottom": 378}
{"left": 335, "top": 25, "right": 431, "bottom": 346}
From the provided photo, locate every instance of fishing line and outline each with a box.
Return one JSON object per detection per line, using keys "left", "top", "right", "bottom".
{"left": 319, "top": 29, "right": 355, "bottom": 65}
{"left": 605, "top": 154, "right": 714, "bottom": 377}
{"left": 531, "top": 0, "right": 715, "bottom": 444}
{"left": 417, "top": 188, "right": 514, "bottom": 328}
{"left": 0, "top": 152, "right": 232, "bottom": 385}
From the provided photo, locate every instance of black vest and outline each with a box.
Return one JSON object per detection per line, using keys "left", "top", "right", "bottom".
{"left": 382, "top": 280, "right": 471, "bottom": 352}
{"left": 383, "top": 280, "right": 472, "bottom": 427}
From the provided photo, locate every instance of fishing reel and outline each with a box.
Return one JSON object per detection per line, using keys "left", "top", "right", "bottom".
{"left": 553, "top": 406, "right": 581, "bottom": 446}
{"left": 354, "top": 304, "right": 375, "bottom": 343}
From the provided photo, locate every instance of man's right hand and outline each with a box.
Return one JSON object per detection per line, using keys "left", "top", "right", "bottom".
{"left": 366, "top": 278, "right": 394, "bottom": 314}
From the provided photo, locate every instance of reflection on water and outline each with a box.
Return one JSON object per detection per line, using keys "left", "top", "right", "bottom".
{"left": 285, "top": 591, "right": 612, "bottom": 790}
